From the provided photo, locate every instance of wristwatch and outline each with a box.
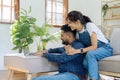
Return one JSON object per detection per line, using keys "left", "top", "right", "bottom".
{"left": 80, "top": 48, "right": 84, "bottom": 53}
{"left": 42, "top": 52, "right": 46, "bottom": 57}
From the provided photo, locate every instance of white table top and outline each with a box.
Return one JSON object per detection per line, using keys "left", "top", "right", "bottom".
{"left": 4, "top": 53, "right": 58, "bottom": 73}
{"left": 5, "top": 53, "right": 40, "bottom": 59}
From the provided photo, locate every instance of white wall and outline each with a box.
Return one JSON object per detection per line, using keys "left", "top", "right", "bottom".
{"left": 69, "top": 0, "right": 102, "bottom": 25}
{"left": 69, "top": 0, "right": 87, "bottom": 15}
{"left": 0, "top": 24, "right": 13, "bottom": 53}
{"left": 86, "top": 0, "right": 102, "bottom": 25}
{"left": 0, "top": 24, "right": 14, "bottom": 69}
{"left": 0, "top": 0, "right": 102, "bottom": 69}
{"left": 20, "top": 0, "right": 45, "bottom": 26}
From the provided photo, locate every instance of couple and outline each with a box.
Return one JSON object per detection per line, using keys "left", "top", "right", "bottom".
{"left": 33, "top": 11, "right": 113, "bottom": 80}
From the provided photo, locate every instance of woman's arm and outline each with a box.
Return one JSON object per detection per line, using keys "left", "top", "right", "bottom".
{"left": 66, "top": 32, "right": 97, "bottom": 55}
{"left": 80, "top": 32, "right": 97, "bottom": 52}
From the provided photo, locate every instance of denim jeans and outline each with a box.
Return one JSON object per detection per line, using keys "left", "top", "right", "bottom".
{"left": 83, "top": 44, "right": 113, "bottom": 80}
{"left": 32, "top": 72, "right": 80, "bottom": 80}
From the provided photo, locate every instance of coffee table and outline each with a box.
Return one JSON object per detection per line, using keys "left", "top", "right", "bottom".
{"left": 4, "top": 53, "right": 58, "bottom": 80}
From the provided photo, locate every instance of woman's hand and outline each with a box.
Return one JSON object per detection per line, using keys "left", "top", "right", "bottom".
{"left": 65, "top": 45, "right": 79, "bottom": 55}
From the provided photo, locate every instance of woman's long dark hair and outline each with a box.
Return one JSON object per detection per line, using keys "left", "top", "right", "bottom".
{"left": 66, "top": 11, "right": 92, "bottom": 25}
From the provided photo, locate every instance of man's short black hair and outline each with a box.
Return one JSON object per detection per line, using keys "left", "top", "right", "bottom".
{"left": 61, "top": 24, "right": 76, "bottom": 38}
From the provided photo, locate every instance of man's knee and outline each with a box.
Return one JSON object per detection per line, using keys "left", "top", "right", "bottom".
{"left": 32, "top": 76, "right": 50, "bottom": 80}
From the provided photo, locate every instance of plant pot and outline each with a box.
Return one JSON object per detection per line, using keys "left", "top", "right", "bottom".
{"left": 42, "top": 42, "right": 46, "bottom": 50}
{"left": 23, "top": 46, "right": 30, "bottom": 56}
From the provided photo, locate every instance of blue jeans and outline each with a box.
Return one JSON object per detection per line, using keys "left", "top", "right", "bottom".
{"left": 32, "top": 72, "right": 80, "bottom": 80}
{"left": 83, "top": 44, "right": 113, "bottom": 80}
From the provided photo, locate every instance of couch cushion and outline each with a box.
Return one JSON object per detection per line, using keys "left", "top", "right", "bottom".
{"left": 98, "top": 55, "right": 120, "bottom": 73}
{"left": 110, "top": 28, "right": 120, "bottom": 55}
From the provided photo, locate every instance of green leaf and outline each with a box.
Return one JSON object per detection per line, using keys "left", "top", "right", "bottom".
{"left": 27, "top": 38, "right": 33, "bottom": 44}
{"left": 11, "top": 28, "right": 19, "bottom": 35}
{"left": 22, "top": 42, "right": 28, "bottom": 47}
{"left": 28, "top": 6, "right": 32, "bottom": 13}
{"left": 29, "top": 32, "right": 35, "bottom": 38}
{"left": 20, "top": 11, "right": 25, "bottom": 16}
{"left": 20, "top": 23, "right": 30, "bottom": 38}
{"left": 27, "top": 17, "right": 36, "bottom": 24}
{"left": 20, "top": 8, "right": 27, "bottom": 16}
{"left": 12, "top": 37, "right": 20, "bottom": 45}
{"left": 12, "top": 32, "right": 20, "bottom": 38}
{"left": 20, "top": 16, "right": 27, "bottom": 22}
{"left": 12, "top": 46, "right": 19, "bottom": 50}
{"left": 33, "top": 26, "right": 44, "bottom": 36}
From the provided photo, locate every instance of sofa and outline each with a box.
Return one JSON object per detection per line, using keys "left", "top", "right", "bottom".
{"left": 98, "top": 28, "right": 120, "bottom": 77}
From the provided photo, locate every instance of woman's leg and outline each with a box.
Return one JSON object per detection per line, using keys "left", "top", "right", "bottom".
{"left": 32, "top": 72, "right": 80, "bottom": 80}
{"left": 83, "top": 47, "right": 112, "bottom": 80}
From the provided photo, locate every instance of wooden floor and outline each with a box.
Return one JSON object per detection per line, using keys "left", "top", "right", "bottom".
{"left": 1, "top": 70, "right": 120, "bottom": 80}
{"left": 0, "top": 70, "right": 8, "bottom": 80}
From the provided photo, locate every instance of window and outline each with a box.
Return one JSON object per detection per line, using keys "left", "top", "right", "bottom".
{"left": 0, "top": 0, "right": 19, "bottom": 23}
{"left": 45, "top": 0, "right": 68, "bottom": 27}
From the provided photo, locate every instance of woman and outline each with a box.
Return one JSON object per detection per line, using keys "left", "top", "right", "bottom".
{"left": 65, "top": 11, "right": 113, "bottom": 80}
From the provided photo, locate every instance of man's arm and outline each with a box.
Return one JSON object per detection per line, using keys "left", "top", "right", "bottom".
{"left": 48, "top": 47, "right": 64, "bottom": 53}
{"left": 44, "top": 52, "right": 79, "bottom": 63}
{"left": 33, "top": 47, "right": 64, "bottom": 56}
{"left": 44, "top": 42, "right": 84, "bottom": 63}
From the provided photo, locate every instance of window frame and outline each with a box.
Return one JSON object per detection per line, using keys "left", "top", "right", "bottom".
{"left": 45, "top": 0, "right": 68, "bottom": 27}
{"left": 0, "top": 0, "right": 19, "bottom": 24}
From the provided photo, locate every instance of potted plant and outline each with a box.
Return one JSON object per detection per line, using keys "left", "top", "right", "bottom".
{"left": 102, "top": 3, "right": 109, "bottom": 17}
{"left": 11, "top": 7, "right": 37, "bottom": 55}
{"left": 33, "top": 23, "right": 60, "bottom": 50}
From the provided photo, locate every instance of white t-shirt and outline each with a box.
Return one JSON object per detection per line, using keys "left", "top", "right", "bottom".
{"left": 77, "top": 22, "right": 108, "bottom": 44}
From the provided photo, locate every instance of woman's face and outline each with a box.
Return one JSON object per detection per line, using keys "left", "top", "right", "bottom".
{"left": 67, "top": 19, "right": 79, "bottom": 31}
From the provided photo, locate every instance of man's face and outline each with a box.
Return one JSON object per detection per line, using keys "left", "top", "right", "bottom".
{"left": 61, "top": 31, "right": 69, "bottom": 45}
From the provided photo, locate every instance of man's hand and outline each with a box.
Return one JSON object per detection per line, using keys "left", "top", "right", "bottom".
{"left": 33, "top": 50, "right": 44, "bottom": 56}
{"left": 33, "top": 50, "right": 48, "bottom": 56}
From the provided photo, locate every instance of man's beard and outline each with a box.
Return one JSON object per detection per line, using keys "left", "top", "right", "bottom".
{"left": 62, "top": 40, "right": 69, "bottom": 45}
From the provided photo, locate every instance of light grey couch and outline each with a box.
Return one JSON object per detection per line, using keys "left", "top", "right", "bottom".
{"left": 99, "top": 28, "right": 120, "bottom": 77}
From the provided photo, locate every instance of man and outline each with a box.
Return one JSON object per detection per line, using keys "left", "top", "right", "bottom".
{"left": 32, "top": 24, "right": 86, "bottom": 80}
